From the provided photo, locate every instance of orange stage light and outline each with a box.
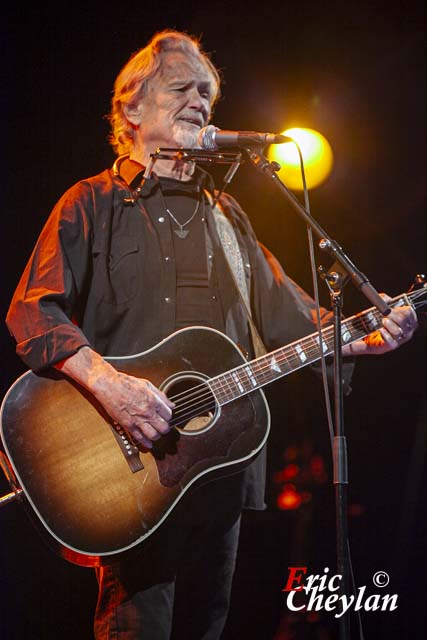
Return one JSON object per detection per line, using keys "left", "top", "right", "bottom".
{"left": 268, "top": 127, "right": 334, "bottom": 190}
{"left": 277, "top": 484, "right": 303, "bottom": 510}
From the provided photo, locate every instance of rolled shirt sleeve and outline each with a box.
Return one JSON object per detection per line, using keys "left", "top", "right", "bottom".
{"left": 6, "top": 182, "right": 94, "bottom": 371}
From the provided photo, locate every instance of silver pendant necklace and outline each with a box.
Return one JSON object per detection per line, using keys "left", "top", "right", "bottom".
{"left": 160, "top": 189, "right": 201, "bottom": 239}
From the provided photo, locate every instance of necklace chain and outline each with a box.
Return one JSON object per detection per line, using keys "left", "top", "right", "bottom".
{"left": 159, "top": 189, "right": 201, "bottom": 239}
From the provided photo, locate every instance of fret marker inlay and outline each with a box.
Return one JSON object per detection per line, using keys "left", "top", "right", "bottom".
{"left": 316, "top": 336, "right": 328, "bottom": 353}
{"left": 295, "top": 344, "right": 307, "bottom": 363}
{"left": 342, "top": 328, "right": 351, "bottom": 343}
{"left": 270, "top": 357, "right": 281, "bottom": 373}
{"left": 232, "top": 372, "right": 244, "bottom": 393}
{"left": 244, "top": 366, "right": 257, "bottom": 387}
{"left": 366, "top": 312, "right": 377, "bottom": 331}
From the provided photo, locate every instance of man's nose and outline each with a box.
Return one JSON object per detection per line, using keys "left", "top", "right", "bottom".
{"left": 187, "top": 87, "right": 208, "bottom": 113}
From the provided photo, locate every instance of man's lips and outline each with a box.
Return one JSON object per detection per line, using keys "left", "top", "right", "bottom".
{"left": 178, "top": 117, "right": 203, "bottom": 127}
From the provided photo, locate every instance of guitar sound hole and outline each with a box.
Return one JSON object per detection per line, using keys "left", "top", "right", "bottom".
{"left": 162, "top": 372, "right": 219, "bottom": 436}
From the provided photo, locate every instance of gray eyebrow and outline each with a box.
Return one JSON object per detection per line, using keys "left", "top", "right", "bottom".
{"left": 168, "top": 78, "right": 214, "bottom": 97}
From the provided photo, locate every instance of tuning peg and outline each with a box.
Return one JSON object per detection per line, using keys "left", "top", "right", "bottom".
{"left": 408, "top": 274, "right": 426, "bottom": 293}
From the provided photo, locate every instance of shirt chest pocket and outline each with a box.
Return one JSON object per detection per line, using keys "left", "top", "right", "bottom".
{"left": 94, "top": 235, "right": 140, "bottom": 305}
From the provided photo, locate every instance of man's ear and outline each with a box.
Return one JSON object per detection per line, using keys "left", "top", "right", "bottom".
{"left": 123, "top": 101, "right": 144, "bottom": 126}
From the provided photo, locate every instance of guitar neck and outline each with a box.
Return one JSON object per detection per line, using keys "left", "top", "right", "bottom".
{"left": 209, "top": 291, "right": 414, "bottom": 405}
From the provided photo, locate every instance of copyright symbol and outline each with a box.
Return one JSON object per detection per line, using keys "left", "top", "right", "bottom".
{"left": 373, "top": 571, "right": 389, "bottom": 588}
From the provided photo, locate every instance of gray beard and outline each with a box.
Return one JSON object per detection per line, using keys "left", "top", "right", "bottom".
{"left": 172, "top": 123, "right": 200, "bottom": 148}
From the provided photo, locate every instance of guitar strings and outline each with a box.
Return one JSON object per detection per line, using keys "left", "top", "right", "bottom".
{"left": 169, "top": 342, "right": 360, "bottom": 427}
{"left": 170, "top": 330, "right": 354, "bottom": 427}
{"left": 170, "top": 400, "right": 217, "bottom": 428}
{"left": 200, "top": 296, "right": 419, "bottom": 400}
{"left": 166, "top": 291, "right": 423, "bottom": 426}
{"left": 172, "top": 314, "right": 360, "bottom": 425}
{"left": 169, "top": 316, "right": 361, "bottom": 410}
{"left": 170, "top": 323, "right": 351, "bottom": 420}
{"left": 169, "top": 318, "right": 374, "bottom": 418}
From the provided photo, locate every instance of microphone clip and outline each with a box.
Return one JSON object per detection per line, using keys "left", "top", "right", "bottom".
{"left": 150, "top": 148, "right": 243, "bottom": 165}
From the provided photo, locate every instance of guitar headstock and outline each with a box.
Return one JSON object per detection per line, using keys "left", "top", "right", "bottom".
{"left": 408, "top": 273, "right": 426, "bottom": 292}
{"left": 407, "top": 274, "right": 427, "bottom": 315}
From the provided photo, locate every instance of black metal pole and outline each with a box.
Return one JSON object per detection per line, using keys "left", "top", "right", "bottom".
{"left": 330, "top": 282, "right": 351, "bottom": 639}
{"left": 242, "top": 147, "right": 389, "bottom": 640}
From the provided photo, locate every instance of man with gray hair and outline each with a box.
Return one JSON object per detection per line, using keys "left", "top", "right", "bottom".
{"left": 6, "top": 29, "right": 417, "bottom": 639}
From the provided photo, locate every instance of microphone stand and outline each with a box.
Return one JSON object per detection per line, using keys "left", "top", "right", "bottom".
{"left": 243, "top": 145, "right": 391, "bottom": 640}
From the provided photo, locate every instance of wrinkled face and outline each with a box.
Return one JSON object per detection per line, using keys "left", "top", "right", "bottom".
{"left": 135, "top": 51, "right": 217, "bottom": 149}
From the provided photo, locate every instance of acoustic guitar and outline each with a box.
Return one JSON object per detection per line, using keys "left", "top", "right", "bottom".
{"left": 1, "top": 287, "right": 425, "bottom": 566}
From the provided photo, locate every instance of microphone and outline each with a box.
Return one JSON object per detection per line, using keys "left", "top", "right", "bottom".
{"left": 197, "top": 125, "right": 293, "bottom": 150}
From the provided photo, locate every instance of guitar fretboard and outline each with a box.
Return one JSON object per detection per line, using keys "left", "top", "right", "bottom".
{"left": 208, "top": 293, "right": 411, "bottom": 405}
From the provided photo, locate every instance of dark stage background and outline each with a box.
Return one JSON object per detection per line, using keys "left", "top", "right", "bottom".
{"left": 1, "top": 2, "right": 426, "bottom": 639}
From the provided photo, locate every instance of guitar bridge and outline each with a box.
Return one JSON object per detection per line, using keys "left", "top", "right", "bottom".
{"left": 110, "top": 423, "right": 144, "bottom": 473}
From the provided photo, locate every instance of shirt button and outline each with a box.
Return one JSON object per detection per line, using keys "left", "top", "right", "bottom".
{"left": 158, "top": 216, "right": 165, "bottom": 223}
{"left": 212, "top": 295, "right": 217, "bottom": 300}
{"left": 165, "top": 256, "right": 171, "bottom": 261}
{"left": 164, "top": 297, "right": 171, "bottom": 303}
{"left": 208, "top": 253, "right": 213, "bottom": 260}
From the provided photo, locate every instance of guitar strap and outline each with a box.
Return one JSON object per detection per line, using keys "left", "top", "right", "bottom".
{"left": 205, "top": 190, "right": 267, "bottom": 358}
